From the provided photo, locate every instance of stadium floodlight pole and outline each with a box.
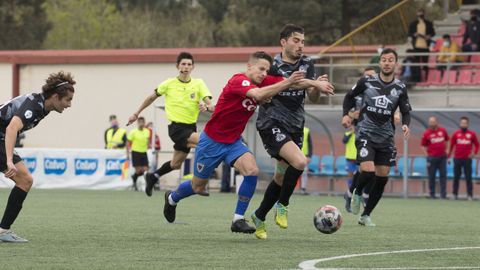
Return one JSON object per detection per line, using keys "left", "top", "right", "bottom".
{"left": 403, "top": 138, "right": 409, "bottom": 199}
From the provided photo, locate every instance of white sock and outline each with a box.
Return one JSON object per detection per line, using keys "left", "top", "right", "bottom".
{"left": 362, "top": 193, "right": 370, "bottom": 199}
{"left": 233, "top": 214, "right": 244, "bottom": 222}
{"left": 347, "top": 190, "right": 352, "bottom": 197}
{"left": 168, "top": 194, "right": 177, "bottom": 206}
{"left": 0, "top": 227, "right": 7, "bottom": 233}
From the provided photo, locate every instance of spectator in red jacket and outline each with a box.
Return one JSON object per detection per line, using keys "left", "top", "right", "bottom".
{"left": 448, "top": 116, "right": 479, "bottom": 200}
{"left": 421, "top": 116, "right": 449, "bottom": 199}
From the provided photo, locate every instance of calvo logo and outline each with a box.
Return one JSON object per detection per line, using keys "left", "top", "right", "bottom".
{"left": 44, "top": 158, "right": 67, "bottom": 175}
{"left": 75, "top": 158, "right": 98, "bottom": 175}
{"left": 23, "top": 157, "right": 37, "bottom": 173}
{"left": 105, "top": 159, "right": 126, "bottom": 175}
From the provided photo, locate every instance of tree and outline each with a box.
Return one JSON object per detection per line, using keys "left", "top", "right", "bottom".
{"left": 0, "top": 0, "right": 50, "bottom": 50}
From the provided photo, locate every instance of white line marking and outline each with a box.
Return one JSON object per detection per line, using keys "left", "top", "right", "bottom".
{"left": 298, "top": 246, "right": 480, "bottom": 270}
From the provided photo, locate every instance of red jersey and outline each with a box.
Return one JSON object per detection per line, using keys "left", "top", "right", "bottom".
{"left": 204, "top": 73, "right": 283, "bottom": 143}
{"left": 449, "top": 129, "right": 479, "bottom": 159}
{"left": 421, "top": 127, "right": 449, "bottom": 157}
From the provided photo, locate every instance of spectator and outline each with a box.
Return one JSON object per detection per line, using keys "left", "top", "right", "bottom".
{"left": 448, "top": 116, "right": 479, "bottom": 200}
{"left": 104, "top": 115, "right": 127, "bottom": 149}
{"left": 343, "top": 124, "right": 357, "bottom": 189}
{"left": 400, "top": 49, "right": 420, "bottom": 83}
{"left": 299, "top": 126, "right": 313, "bottom": 195}
{"left": 437, "top": 34, "right": 464, "bottom": 71}
{"left": 462, "top": 9, "right": 480, "bottom": 52}
{"left": 409, "top": 8, "right": 435, "bottom": 79}
{"left": 369, "top": 45, "right": 384, "bottom": 73}
{"left": 127, "top": 117, "right": 150, "bottom": 191}
{"left": 421, "top": 116, "right": 449, "bottom": 199}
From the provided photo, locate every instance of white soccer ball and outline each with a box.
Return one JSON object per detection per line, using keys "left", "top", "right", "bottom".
{"left": 313, "top": 205, "right": 343, "bottom": 234}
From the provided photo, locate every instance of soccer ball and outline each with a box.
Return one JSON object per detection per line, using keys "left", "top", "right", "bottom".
{"left": 313, "top": 205, "right": 343, "bottom": 234}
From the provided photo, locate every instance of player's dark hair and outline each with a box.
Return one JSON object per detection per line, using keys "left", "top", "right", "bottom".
{"left": 380, "top": 48, "right": 398, "bottom": 62}
{"left": 42, "top": 71, "right": 76, "bottom": 99}
{"left": 280, "top": 24, "right": 304, "bottom": 40}
{"left": 364, "top": 67, "right": 376, "bottom": 72}
{"left": 138, "top": 116, "right": 145, "bottom": 122}
{"left": 250, "top": 51, "right": 273, "bottom": 65}
{"left": 177, "top": 52, "right": 194, "bottom": 65}
{"left": 460, "top": 116, "right": 469, "bottom": 122}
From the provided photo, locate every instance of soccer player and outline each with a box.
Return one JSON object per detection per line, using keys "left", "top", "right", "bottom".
{"left": 448, "top": 116, "right": 479, "bottom": 201}
{"left": 127, "top": 117, "right": 151, "bottom": 191}
{"left": 342, "top": 48, "right": 412, "bottom": 227}
{"left": 251, "top": 24, "right": 334, "bottom": 239}
{"left": 127, "top": 52, "right": 213, "bottom": 197}
{"left": 0, "top": 71, "right": 75, "bottom": 242}
{"left": 163, "top": 51, "right": 306, "bottom": 234}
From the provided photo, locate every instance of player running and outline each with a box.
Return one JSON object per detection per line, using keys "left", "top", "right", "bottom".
{"left": 163, "top": 51, "right": 307, "bottom": 234}
{"left": 127, "top": 52, "right": 213, "bottom": 197}
{"left": 342, "top": 48, "right": 412, "bottom": 227}
{"left": 251, "top": 24, "right": 334, "bottom": 240}
{"left": 0, "top": 71, "right": 75, "bottom": 242}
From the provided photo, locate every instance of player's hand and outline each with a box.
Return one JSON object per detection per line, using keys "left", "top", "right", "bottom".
{"left": 4, "top": 161, "right": 17, "bottom": 179}
{"left": 469, "top": 153, "right": 475, "bottom": 159}
{"left": 127, "top": 114, "right": 138, "bottom": 126}
{"left": 317, "top": 74, "right": 329, "bottom": 82}
{"left": 199, "top": 102, "right": 208, "bottom": 112}
{"left": 316, "top": 80, "right": 335, "bottom": 96}
{"left": 402, "top": 125, "right": 410, "bottom": 140}
{"left": 352, "top": 110, "right": 360, "bottom": 119}
{"left": 287, "top": 71, "right": 306, "bottom": 85}
{"left": 342, "top": 115, "right": 352, "bottom": 128}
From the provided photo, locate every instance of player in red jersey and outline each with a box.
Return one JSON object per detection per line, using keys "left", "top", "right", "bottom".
{"left": 162, "top": 51, "right": 308, "bottom": 234}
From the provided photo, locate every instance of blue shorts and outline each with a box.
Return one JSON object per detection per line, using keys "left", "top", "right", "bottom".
{"left": 193, "top": 132, "right": 251, "bottom": 179}
{"left": 346, "top": 159, "right": 358, "bottom": 173}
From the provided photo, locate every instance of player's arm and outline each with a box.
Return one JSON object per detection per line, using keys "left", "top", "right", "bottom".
{"left": 126, "top": 133, "right": 133, "bottom": 160}
{"left": 472, "top": 133, "right": 479, "bottom": 157}
{"left": 342, "top": 77, "right": 368, "bottom": 128}
{"left": 246, "top": 71, "right": 304, "bottom": 102}
{"left": 4, "top": 116, "right": 23, "bottom": 178}
{"left": 398, "top": 89, "right": 412, "bottom": 140}
{"left": 127, "top": 91, "right": 158, "bottom": 126}
{"left": 448, "top": 133, "right": 456, "bottom": 158}
{"left": 117, "top": 133, "right": 127, "bottom": 149}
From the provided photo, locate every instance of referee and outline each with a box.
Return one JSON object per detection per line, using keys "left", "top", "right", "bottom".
{"left": 127, "top": 52, "right": 213, "bottom": 196}
{"left": 127, "top": 117, "right": 150, "bottom": 191}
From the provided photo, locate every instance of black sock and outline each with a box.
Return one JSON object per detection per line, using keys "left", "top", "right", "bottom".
{"left": 349, "top": 171, "right": 360, "bottom": 194}
{"left": 362, "top": 176, "right": 388, "bottom": 216}
{"left": 154, "top": 161, "right": 174, "bottom": 179}
{"left": 354, "top": 171, "right": 375, "bottom": 195}
{"left": 255, "top": 180, "right": 281, "bottom": 221}
{"left": 278, "top": 166, "right": 303, "bottom": 206}
{"left": 0, "top": 186, "right": 28, "bottom": 230}
{"left": 132, "top": 172, "right": 140, "bottom": 183}
{"left": 363, "top": 176, "right": 375, "bottom": 195}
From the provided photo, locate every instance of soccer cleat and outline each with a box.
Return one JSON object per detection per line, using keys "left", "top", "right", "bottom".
{"left": 145, "top": 173, "right": 158, "bottom": 197}
{"left": 231, "top": 219, "right": 255, "bottom": 234}
{"left": 350, "top": 189, "right": 362, "bottom": 215}
{"left": 274, "top": 203, "right": 288, "bottom": 229}
{"left": 0, "top": 230, "right": 28, "bottom": 243}
{"left": 251, "top": 212, "right": 267, "bottom": 240}
{"left": 358, "top": 215, "right": 376, "bottom": 227}
{"left": 163, "top": 191, "right": 177, "bottom": 223}
{"left": 344, "top": 191, "right": 352, "bottom": 213}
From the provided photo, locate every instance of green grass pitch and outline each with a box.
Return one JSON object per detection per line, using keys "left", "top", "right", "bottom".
{"left": 0, "top": 188, "right": 479, "bottom": 269}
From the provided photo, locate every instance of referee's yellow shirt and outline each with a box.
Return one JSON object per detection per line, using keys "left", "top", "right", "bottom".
{"left": 127, "top": 128, "right": 150, "bottom": 153}
{"left": 156, "top": 77, "right": 212, "bottom": 124}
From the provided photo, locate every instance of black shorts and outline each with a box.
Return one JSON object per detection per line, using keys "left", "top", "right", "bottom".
{"left": 0, "top": 137, "right": 22, "bottom": 172}
{"left": 131, "top": 151, "right": 149, "bottom": 167}
{"left": 258, "top": 126, "right": 303, "bottom": 160}
{"left": 355, "top": 137, "right": 396, "bottom": 167}
{"left": 168, "top": 122, "right": 197, "bottom": 153}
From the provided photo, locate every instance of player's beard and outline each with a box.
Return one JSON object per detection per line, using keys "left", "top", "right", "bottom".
{"left": 381, "top": 70, "right": 394, "bottom": 77}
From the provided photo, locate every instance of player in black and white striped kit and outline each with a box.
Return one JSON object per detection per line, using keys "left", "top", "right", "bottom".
{"left": 342, "top": 48, "right": 412, "bottom": 227}
{"left": 0, "top": 71, "right": 75, "bottom": 242}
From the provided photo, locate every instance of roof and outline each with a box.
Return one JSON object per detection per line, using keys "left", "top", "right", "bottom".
{"left": 0, "top": 45, "right": 380, "bottom": 64}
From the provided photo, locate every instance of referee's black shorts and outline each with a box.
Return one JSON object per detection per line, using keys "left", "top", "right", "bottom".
{"left": 131, "top": 151, "right": 149, "bottom": 167}
{"left": 168, "top": 122, "right": 197, "bottom": 153}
